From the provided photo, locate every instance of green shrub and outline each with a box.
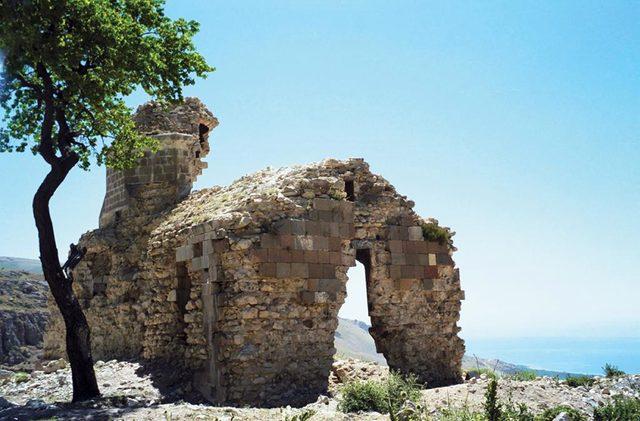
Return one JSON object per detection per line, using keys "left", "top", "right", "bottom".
{"left": 420, "top": 221, "right": 454, "bottom": 248}
{"left": 593, "top": 396, "right": 640, "bottom": 420}
{"left": 338, "top": 371, "right": 421, "bottom": 414}
{"left": 484, "top": 378, "right": 502, "bottom": 421}
{"left": 510, "top": 370, "right": 537, "bottom": 381}
{"left": 14, "top": 372, "right": 29, "bottom": 383}
{"left": 537, "top": 405, "right": 586, "bottom": 421}
{"left": 501, "top": 402, "right": 535, "bottom": 421}
{"left": 338, "top": 379, "right": 388, "bottom": 413}
{"left": 602, "top": 363, "right": 625, "bottom": 378}
{"left": 438, "top": 406, "right": 486, "bottom": 420}
{"left": 284, "top": 409, "right": 317, "bottom": 421}
{"left": 564, "top": 375, "right": 594, "bottom": 388}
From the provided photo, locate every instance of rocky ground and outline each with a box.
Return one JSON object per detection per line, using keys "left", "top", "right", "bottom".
{"left": 1, "top": 358, "right": 638, "bottom": 420}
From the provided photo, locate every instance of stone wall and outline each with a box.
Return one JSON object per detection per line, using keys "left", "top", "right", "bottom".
{"left": 45, "top": 99, "right": 464, "bottom": 408}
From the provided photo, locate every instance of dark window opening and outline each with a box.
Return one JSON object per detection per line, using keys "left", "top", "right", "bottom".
{"left": 195, "top": 151, "right": 200, "bottom": 158}
{"left": 345, "top": 180, "right": 356, "bottom": 202}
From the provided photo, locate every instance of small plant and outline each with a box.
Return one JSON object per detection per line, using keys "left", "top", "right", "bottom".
{"left": 602, "top": 363, "right": 625, "bottom": 378}
{"left": 484, "top": 378, "right": 502, "bottom": 421}
{"left": 14, "top": 372, "right": 29, "bottom": 383}
{"left": 420, "top": 220, "right": 454, "bottom": 248}
{"left": 284, "top": 409, "right": 317, "bottom": 421}
{"left": 438, "top": 405, "right": 485, "bottom": 420}
{"left": 510, "top": 370, "right": 537, "bottom": 381}
{"left": 468, "top": 367, "right": 499, "bottom": 380}
{"left": 538, "top": 405, "right": 586, "bottom": 421}
{"left": 338, "top": 379, "right": 388, "bottom": 413}
{"left": 593, "top": 396, "right": 640, "bottom": 420}
{"left": 338, "top": 371, "right": 421, "bottom": 414}
{"left": 564, "top": 375, "right": 594, "bottom": 388}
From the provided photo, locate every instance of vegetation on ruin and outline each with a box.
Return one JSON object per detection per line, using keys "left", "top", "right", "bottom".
{"left": 420, "top": 220, "right": 455, "bottom": 248}
{"left": 0, "top": 0, "right": 212, "bottom": 401}
{"left": 603, "top": 363, "right": 625, "bottom": 378}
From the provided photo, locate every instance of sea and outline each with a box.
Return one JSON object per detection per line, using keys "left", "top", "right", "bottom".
{"left": 464, "top": 337, "right": 640, "bottom": 376}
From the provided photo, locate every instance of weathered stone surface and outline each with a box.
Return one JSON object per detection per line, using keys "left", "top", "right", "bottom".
{"left": 44, "top": 98, "right": 465, "bottom": 408}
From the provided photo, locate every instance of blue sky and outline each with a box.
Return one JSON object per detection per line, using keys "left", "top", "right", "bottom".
{"left": 0, "top": 1, "right": 638, "bottom": 339}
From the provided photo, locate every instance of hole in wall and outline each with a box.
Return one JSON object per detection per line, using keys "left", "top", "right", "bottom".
{"left": 336, "top": 256, "right": 387, "bottom": 365}
{"left": 345, "top": 180, "right": 355, "bottom": 202}
{"left": 198, "top": 123, "right": 209, "bottom": 144}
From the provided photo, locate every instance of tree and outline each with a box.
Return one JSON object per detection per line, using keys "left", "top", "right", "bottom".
{"left": 0, "top": 0, "right": 213, "bottom": 401}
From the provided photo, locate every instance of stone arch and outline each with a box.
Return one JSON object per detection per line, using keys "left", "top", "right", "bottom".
{"left": 181, "top": 193, "right": 463, "bottom": 407}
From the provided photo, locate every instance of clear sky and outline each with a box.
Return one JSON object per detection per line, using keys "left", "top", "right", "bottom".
{"left": 0, "top": 1, "right": 638, "bottom": 340}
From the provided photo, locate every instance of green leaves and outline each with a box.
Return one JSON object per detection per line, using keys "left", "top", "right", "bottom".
{"left": 0, "top": 0, "right": 213, "bottom": 169}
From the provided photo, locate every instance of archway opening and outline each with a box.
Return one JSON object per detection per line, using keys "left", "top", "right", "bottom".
{"left": 336, "top": 256, "right": 387, "bottom": 365}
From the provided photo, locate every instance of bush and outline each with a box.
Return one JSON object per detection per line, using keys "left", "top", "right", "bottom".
{"left": 538, "top": 405, "right": 586, "bottom": 421}
{"left": 338, "top": 379, "right": 388, "bottom": 413}
{"left": 565, "top": 375, "right": 594, "bottom": 388}
{"left": 484, "top": 378, "right": 502, "bottom": 421}
{"left": 602, "top": 363, "right": 625, "bottom": 378}
{"left": 338, "top": 371, "right": 421, "bottom": 414}
{"left": 593, "top": 396, "right": 640, "bottom": 420}
{"left": 14, "top": 372, "right": 29, "bottom": 383}
{"left": 511, "top": 370, "right": 537, "bottom": 381}
{"left": 420, "top": 221, "right": 454, "bottom": 248}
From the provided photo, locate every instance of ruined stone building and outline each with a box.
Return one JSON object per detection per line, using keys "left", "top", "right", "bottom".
{"left": 44, "top": 98, "right": 465, "bottom": 407}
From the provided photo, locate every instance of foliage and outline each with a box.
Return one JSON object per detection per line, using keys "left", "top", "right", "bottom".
{"left": 510, "top": 370, "right": 537, "bottom": 381}
{"left": 338, "top": 379, "right": 388, "bottom": 413}
{"left": 14, "top": 371, "right": 29, "bottom": 383}
{"left": 500, "top": 401, "right": 535, "bottom": 421}
{"left": 0, "top": 0, "right": 213, "bottom": 170}
{"left": 564, "top": 375, "right": 594, "bottom": 388}
{"left": 283, "top": 409, "right": 317, "bottom": 421}
{"left": 420, "top": 220, "right": 454, "bottom": 248}
{"left": 338, "top": 371, "right": 421, "bottom": 414}
{"left": 593, "top": 396, "right": 640, "bottom": 421}
{"left": 484, "top": 378, "right": 502, "bottom": 421}
{"left": 602, "top": 363, "right": 625, "bottom": 378}
{"left": 537, "top": 405, "right": 586, "bottom": 421}
{"left": 438, "top": 405, "right": 486, "bottom": 420}
{"left": 469, "top": 368, "right": 499, "bottom": 380}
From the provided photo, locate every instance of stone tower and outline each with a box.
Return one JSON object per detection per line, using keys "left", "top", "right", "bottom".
{"left": 99, "top": 98, "right": 219, "bottom": 227}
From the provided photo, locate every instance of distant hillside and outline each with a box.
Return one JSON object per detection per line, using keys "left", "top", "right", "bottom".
{"left": 335, "top": 318, "right": 386, "bottom": 364}
{"left": 0, "top": 257, "right": 42, "bottom": 275}
{"left": 0, "top": 257, "right": 48, "bottom": 369}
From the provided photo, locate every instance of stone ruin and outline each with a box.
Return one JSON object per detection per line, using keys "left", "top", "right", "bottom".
{"left": 44, "top": 98, "right": 465, "bottom": 407}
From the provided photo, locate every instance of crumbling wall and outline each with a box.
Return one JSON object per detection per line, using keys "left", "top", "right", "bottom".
{"left": 99, "top": 98, "right": 217, "bottom": 227}
{"left": 171, "top": 159, "right": 464, "bottom": 407}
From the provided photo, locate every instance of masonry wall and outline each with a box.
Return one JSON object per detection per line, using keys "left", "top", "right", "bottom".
{"left": 45, "top": 152, "right": 464, "bottom": 409}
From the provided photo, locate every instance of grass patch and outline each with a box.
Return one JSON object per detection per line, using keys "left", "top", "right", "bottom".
{"left": 338, "top": 371, "right": 421, "bottom": 414}
{"left": 593, "top": 396, "right": 640, "bottom": 420}
{"left": 14, "top": 372, "right": 29, "bottom": 383}
{"left": 510, "top": 370, "right": 537, "bottom": 381}
{"left": 602, "top": 363, "right": 625, "bottom": 378}
{"left": 468, "top": 368, "right": 499, "bottom": 380}
{"left": 538, "top": 405, "right": 586, "bottom": 421}
{"left": 564, "top": 375, "right": 594, "bottom": 388}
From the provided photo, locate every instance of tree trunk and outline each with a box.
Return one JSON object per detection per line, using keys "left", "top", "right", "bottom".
{"left": 33, "top": 161, "right": 100, "bottom": 402}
